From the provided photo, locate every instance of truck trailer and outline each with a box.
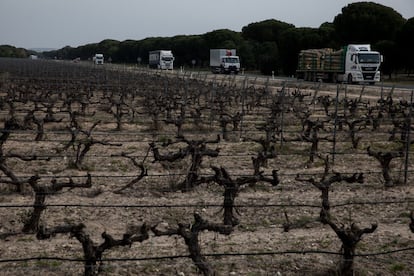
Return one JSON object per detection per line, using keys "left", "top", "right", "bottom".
{"left": 296, "top": 44, "right": 382, "bottom": 84}
{"left": 210, "top": 49, "right": 240, "bottom": 74}
{"left": 149, "top": 50, "right": 174, "bottom": 70}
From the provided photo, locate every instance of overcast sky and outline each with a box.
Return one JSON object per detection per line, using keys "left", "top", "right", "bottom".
{"left": 1, "top": 0, "right": 413, "bottom": 49}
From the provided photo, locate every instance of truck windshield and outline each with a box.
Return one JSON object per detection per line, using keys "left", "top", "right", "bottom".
{"left": 223, "top": 57, "right": 239, "bottom": 63}
{"left": 358, "top": 53, "right": 380, "bottom": 64}
{"left": 162, "top": 57, "right": 173, "bottom": 61}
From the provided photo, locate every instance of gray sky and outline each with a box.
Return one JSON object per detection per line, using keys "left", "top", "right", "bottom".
{"left": 1, "top": 0, "right": 413, "bottom": 49}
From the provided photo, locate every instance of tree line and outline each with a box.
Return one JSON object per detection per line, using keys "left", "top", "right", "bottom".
{"left": 0, "top": 45, "right": 34, "bottom": 59}
{"left": 2, "top": 2, "right": 413, "bottom": 77}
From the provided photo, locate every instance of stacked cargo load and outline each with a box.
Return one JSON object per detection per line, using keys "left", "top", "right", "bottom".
{"left": 298, "top": 48, "right": 332, "bottom": 71}
{"left": 323, "top": 47, "right": 346, "bottom": 72}
{"left": 298, "top": 48, "right": 346, "bottom": 72}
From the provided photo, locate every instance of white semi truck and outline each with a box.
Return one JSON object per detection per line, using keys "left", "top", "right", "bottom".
{"left": 297, "top": 44, "right": 382, "bottom": 84}
{"left": 93, "top": 53, "right": 104, "bottom": 65}
{"left": 149, "top": 50, "right": 174, "bottom": 70}
{"left": 210, "top": 49, "right": 240, "bottom": 74}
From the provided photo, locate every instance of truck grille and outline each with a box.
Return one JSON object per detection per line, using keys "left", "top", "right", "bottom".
{"left": 362, "top": 67, "right": 377, "bottom": 72}
{"left": 363, "top": 73, "right": 375, "bottom": 80}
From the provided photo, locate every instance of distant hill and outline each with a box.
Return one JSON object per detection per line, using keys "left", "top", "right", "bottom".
{"left": 29, "top": 48, "right": 57, "bottom": 53}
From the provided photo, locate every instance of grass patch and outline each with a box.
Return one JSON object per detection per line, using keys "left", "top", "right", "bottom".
{"left": 389, "top": 263, "right": 406, "bottom": 272}
{"left": 35, "top": 260, "right": 62, "bottom": 268}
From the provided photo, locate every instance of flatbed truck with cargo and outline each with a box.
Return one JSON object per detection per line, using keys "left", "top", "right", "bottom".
{"left": 296, "top": 44, "right": 382, "bottom": 84}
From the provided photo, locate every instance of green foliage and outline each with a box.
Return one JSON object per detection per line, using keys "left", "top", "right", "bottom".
{"left": 171, "top": 35, "right": 208, "bottom": 67}
{"left": 117, "top": 39, "right": 140, "bottom": 62}
{"left": 318, "top": 22, "right": 340, "bottom": 49}
{"left": 202, "top": 29, "right": 242, "bottom": 49}
{"left": 397, "top": 17, "right": 414, "bottom": 72}
{"left": 390, "top": 263, "right": 406, "bottom": 272}
{"left": 241, "top": 19, "right": 294, "bottom": 73}
{"left": 256, "top": 41, "right": 279, "bottom": 75}
{"left": 0, "top": 45, "right": 28, "bottom": 58}
{"left": 242, "top": 19, "right": 294, "bottom": 42}
{"left": 97, "top": 39, "right": 120, "bottom": 61}
{"left": 374, "top": 40, "right": 397, "bottom": 77}
{"left": 333, "top": 2, "right": 406, "bottom": 44}
{"left": 237, "top": 40, "right": 256, "bottom": 70}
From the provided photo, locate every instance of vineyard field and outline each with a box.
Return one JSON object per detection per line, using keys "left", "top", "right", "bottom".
{"left": 0, "top": 58, "right": 414, "bottom": 275}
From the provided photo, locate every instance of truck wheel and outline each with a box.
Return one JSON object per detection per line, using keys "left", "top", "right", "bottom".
{"left": 347, "top": 74, "right": 353, "bottom": 84}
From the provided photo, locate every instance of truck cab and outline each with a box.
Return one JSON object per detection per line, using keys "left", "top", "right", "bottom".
{"left": 160, "top": 54, "right": 174, "bottom": 70}
{"left": 94, "top": 54, "right": 104, "bottom": 65}
{"left": 219, "top": 56, "right": 240, "bottom": 74}
{"left": 345, "top": 44, "right": 382, "bottom": 84}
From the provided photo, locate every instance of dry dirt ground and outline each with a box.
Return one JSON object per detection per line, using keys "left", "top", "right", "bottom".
{"left": 0, "top": 64, "right": 414, "bottom": 275}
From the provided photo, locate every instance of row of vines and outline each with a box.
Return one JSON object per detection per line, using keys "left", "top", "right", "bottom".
{"left": 0, "top": 58, "right": 414, "bottom": 275}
